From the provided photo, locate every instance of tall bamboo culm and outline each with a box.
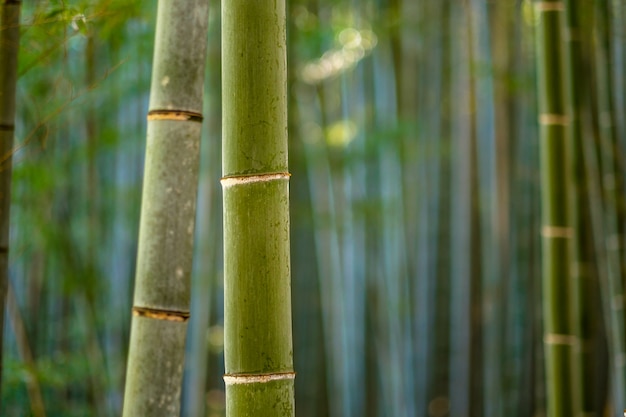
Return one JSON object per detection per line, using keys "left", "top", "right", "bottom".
{"left": 592, "top": 0, "right": 626, "bottom": 409}
{"left": 221, "top": 0, "right": 295, "bottom": 415}
{"left": 534, "top": 1, "right": 579, "bottom": 416}
{"left": 0, "top": 0, "right": 21, "bottom": 389}
{"left": 563, "top": 0, "right": 598, "bottom": 414}
{"left": 121, "top": 0, "right": 209, "bottom": 414}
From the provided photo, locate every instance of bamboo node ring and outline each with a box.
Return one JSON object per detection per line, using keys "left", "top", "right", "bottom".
{"left": 541, "top": 226, "right": 573, "bottom": 238}
{"left": 539, "top": 113, "right": 569, "bottom": 126}
{"left": 132, "top": 306, "right": 190, "bottom": 322}
{"left": 221, "top": 172, "right": 291, "bottom": 187}
{"left": 223, "top": 372, "right": 296, "bottom": 385}
{"left": 147, "top": 110, "right": 203, "bottom": 122}
{"left": 0, "top": 124, "right": 15, "bottom": 131}
{"left": 544, "top": 333, "right": 578, "bottom": 346}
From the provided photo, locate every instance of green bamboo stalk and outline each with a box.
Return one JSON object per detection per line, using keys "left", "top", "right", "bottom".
{"left": 582, "top": 108, "right": 625, "bottom": 416}
{"left": 591, "top": 0, "right": 626, "bottom": 409}
{"left": 0, "top": 0, "right": 21, "bottom": 391}
{"left": 121, "top": 0, "right": 210, "bottom": 414}
{"left": 221, "top": 0, "right": 294, "bottom": 415}
{"left": 563, "top": 0, "right": 600, "bottom": 414}
{"left": 533, "top": 1, "right": 579, "bottom": 416}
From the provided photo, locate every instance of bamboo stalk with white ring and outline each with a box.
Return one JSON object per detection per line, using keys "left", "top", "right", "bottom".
{"left": 534, "top": 1, "right": 579, "bottom": 415}
{"left": 222, "top": 0, "right": 295, "bottom": 414}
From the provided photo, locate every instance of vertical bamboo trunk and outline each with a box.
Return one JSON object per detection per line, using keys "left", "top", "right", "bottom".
{"left": 427, "top": 2, "right": 452, "bottom": 415}
{"left": 592, "top": 0, "right": 626, "bottom": 409}
{"left": 0, "top": 0, "right": 21, "bottom": 390}
{"left": 564, "top": 0, "right": 600, "bottom": 414}
{"left": 534, "top": 1, "right": 579, "bottom": 416}
{"left": 121, "top": 0, "right": 209, "bottom": 414}
{"left": 448, "top": 3, "right": 474, "bottom": 415}
{"left": 468, "top": 1, "right": 502, "bottom": 415}
{"left": 489, "top": 2, "right": 513, "bottom": 412}
{"left": 221, "top": 0, "right": 295, "bottom": 415}
{"left": 466, "top": 2, "right": 484, "bottom": 415}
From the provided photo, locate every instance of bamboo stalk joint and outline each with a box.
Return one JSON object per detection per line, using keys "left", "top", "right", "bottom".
{"left": 223, "top": 372, "right": 296, "bottom": 385}
{"left": 147, "top": 110, "right": 203, "bottom": 122}
{"left": 220, "top": 172, "right": 291, "bottom": 188}
{"left": 539, "top": 113, "right": 569, "bottom": 126}
{"left": 544, "top": 333, "right": 579, "bottom": 346}
{"left": 541, "top": 225, "right": 573, "bottom": 238}
{"left": 132, "top": 306, "right": 190, "bottom": 322}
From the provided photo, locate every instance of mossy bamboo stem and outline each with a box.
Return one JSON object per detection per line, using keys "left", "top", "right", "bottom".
{"left": 534, "top": 1, "right": 579, "bottom": 415}
{"left": 121, "top": 0, "right": 209, "bottom": 415}
{"left": 0, "top": 0, "right": 21, "bottom": 391}
{"left": 222, "top": 0, "right": 295, "bottom": 415}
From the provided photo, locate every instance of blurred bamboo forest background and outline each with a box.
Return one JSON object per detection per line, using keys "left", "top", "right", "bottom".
{"left": 2, "top": 0, "right": 626, "bottom": 416}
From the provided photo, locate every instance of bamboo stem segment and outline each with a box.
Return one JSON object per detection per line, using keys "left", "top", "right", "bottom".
{"left": 121, "top": 0, "right": 209, "bottom": 415}
{"left": 222, "top": 0, "right": 295, "bottom": 415}
{"left": 534, "top": 0, "right": 580, "bottom": 415}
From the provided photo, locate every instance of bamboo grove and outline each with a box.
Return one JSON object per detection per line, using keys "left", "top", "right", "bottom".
{"left": 2, "top": 0, "right": 626, "bottom": 416}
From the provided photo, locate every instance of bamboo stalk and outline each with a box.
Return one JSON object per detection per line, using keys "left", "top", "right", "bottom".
{"left": 563, "top": 0, "right": 600, "bottom": 414}
{"left": 0, "top": 0, "right": 21, "bottom": 392}
{"left": 121, "top": 0, "right": 210, "bottom": 414}
{"left": 582, "top": 105, "right": 625, "bottom": 416}
{"left": 465, "top": 2, "right": 484, "bottom": 415}
{"left": 591, "top": 0, "right": 626, "bottom": 409}
{"left": 428, "top": 1, "right": 452, "bottom": 415}
{"left": 448, "top": 3, "right": 476, "bottom": 415}
{"left": 221, "top": 0, "right": 295, "bottom": 415}
{"left": 533, "top": 1, "right": 579, "bottom": 415}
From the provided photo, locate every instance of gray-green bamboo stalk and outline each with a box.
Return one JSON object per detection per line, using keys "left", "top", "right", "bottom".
{"left": 221, "top": 0, "right": 294, "bottom": 415}
{"left": 0, "top": 0, "right": 21, "bottom": 391}
{"left": 534, "top": 1, "right": 579, "bottom": 416}
{"left": 121, "top": 0, "right": 209, "bottom": 414}
{"left": 429, "top": 1, "right": 452, "bottom": 414}
{"left": 466, "top": 2, "right": 484, "bottom": 414}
